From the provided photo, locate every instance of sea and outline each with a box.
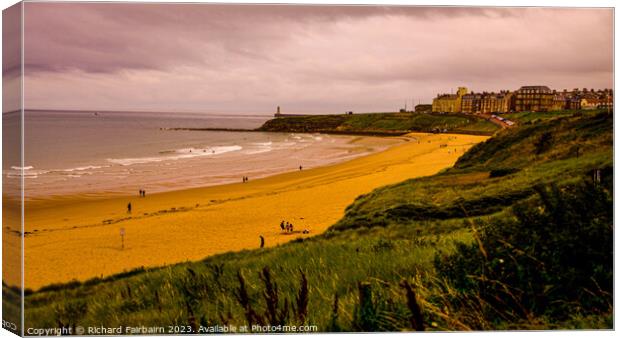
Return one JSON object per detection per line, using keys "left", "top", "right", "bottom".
{"left": 3, "top": 110, "right": 396, "bottom": 199}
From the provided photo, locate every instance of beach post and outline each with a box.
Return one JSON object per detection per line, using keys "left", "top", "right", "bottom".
{"left": 120, "top": 227, "right": 126, "bottom": 250}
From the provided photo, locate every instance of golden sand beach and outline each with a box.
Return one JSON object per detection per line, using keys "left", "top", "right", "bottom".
{"left": 10, "top": 133, "right": 487, "bottom": 289}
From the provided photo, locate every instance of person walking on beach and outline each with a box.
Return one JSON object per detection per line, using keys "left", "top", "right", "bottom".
{"left": 127, "top": 202, "right": 132, "bottom": 214}
{"left": 280, "top": 221, "right": 285, "bottom": 231}
{"left": 259, "top": 235, "right": 265, "bottom": 248}
{"left": 299, "top": 165, "right": 303, "bottom": 171}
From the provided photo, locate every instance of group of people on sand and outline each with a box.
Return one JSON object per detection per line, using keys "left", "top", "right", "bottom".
{"left": 280, "top": 220, "right": 294, "bottom": 232}
{"left": 190, "top": 148, "right": 215, "bottom": 154}
{"left": 127, "top": 189, "right": 148, "bottom": 213}
{"left": 242, "top": 176, "right": 249, "bottom": 183}
{"left": 280, "top": 220, "right": 311, "bottom": 234}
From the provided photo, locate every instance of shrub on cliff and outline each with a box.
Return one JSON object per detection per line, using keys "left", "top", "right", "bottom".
{"left": 434, "top": 178, "right": 613, "bottom": 321}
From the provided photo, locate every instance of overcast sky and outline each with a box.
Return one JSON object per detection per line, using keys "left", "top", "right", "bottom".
{"left": 17, "top": 3, "right": 614, "bottom": 114}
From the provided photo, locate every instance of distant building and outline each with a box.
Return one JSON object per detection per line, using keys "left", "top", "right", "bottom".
{"left": 514, "top": 86, "right": 554, "bottom": 112}
{"left": 550, "top": 93, "right": 568, "bottom": 111}
{"left": 432, "top": 87, "right": 468, "bottom": 113}
{"left": 580, "top": 97, "right": 600, "bottom": 110}
{"left": 428, "top": 85, "right": 612, "bottom": 114}
{"left": 414, "top": 104, "right": 432, "bottom": 113}
{"left": 568, "top": 97, "right": 582, "bottom": 110}
{"left": 550, "top": 88, "right": 613, "bottom": 111}
{"left": 456, "top": 91, "right": 514, "bottom": 114}
{"left": 597, "top": 89, "right": 614, "bottom": 110}
{"left": 480, "top": 91, "right": 514, "bottom": 113}
{"left": 461, "top": 93, "right": 483, "bottom": 114}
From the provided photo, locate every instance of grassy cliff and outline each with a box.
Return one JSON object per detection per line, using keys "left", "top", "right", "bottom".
{"left": 21, "top": 111, "right": 612, "bottom": 331}
{"left": 257, "top": 112, "right": 499, "bottom": 136}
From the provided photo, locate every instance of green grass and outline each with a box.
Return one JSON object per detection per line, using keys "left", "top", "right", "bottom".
{"left": 3, "top": 283, "right": 21, "bottom": 335}
{"left": 258, "top": 112, "right": 499, "bottom": 136}
{"left": 504, "top": 109, "right": 604, "bottom": 124}
{"left": 21, "top": 112, "right": 613, "bottom": 332}
{"left": 331, "top": 111, "right": 612, "bottom": 232}
{"left": 25, "top": 223, "right": 474, "bottom": 331}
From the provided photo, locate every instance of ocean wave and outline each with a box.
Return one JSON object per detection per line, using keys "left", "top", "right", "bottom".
{"left": 4, "top": 166, "right": 47, "bottom": 179}
{"left": 107, "top": 145, "right": 242, "bottom": 166}
{"left": 289, "top": 134, "right": 324, "bottom": 143}
{"left": 252, "top": 141, "right": 273, "bottom": 146}
{"left": 244, "top": 141, "right": 274, "bottom": 154}
{"left": 61, "top": 165, "right": 107, "bottom": 172}
{"left": 244, "top": 148, "right": 272, "bottom": 155}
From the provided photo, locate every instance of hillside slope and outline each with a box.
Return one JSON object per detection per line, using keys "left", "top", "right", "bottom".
{"left": 258, "top": 112, "right": 499, "bottom": 135}
{"left": 331, "top": 111, "right": 612, "bottom": 232}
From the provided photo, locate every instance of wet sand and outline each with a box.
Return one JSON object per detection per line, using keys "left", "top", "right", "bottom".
{"left": 8, "top": 133, "right": 487, "bottom": 289}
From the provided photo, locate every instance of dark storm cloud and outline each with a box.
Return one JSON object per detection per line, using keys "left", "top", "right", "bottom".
{"left": 23, "top": 3, "right": 514, "bottom": 74}
{"left": 3, "top": 3, "right": 22, "bottom": 76}
{"left": 3, "top": 3, "right": 23, "bottom": 112}
{"left": 21, "top": 3, "right": 613, "bottom": 113}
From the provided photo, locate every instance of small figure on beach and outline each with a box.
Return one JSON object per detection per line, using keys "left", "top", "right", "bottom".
{"left": 280, "top": 221, "right": 285, "bottom": 231}
{"left": 299, "top": 165, "right": 303, "bottom": 171}
{"left": 289, "top": 223, "right": 294, "bottom": 232}
{"left": 142, "top": 189, "right": 146, "bottom": 197}
{"left": 139, "top": 189, "right": 142, "bottom": 197}
{"left": 302, "top": 229, "right": 310, "bottom": 234}
{"left": 259, "top": 235, "right": 265, "bottom": 248}
{"left": 127, "top": 202, "right": 132, "bottom": 213}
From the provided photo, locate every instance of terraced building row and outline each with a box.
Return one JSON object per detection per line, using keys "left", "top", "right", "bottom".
{"left": 432, "top": 85, "right": 613, "bottom": 114}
